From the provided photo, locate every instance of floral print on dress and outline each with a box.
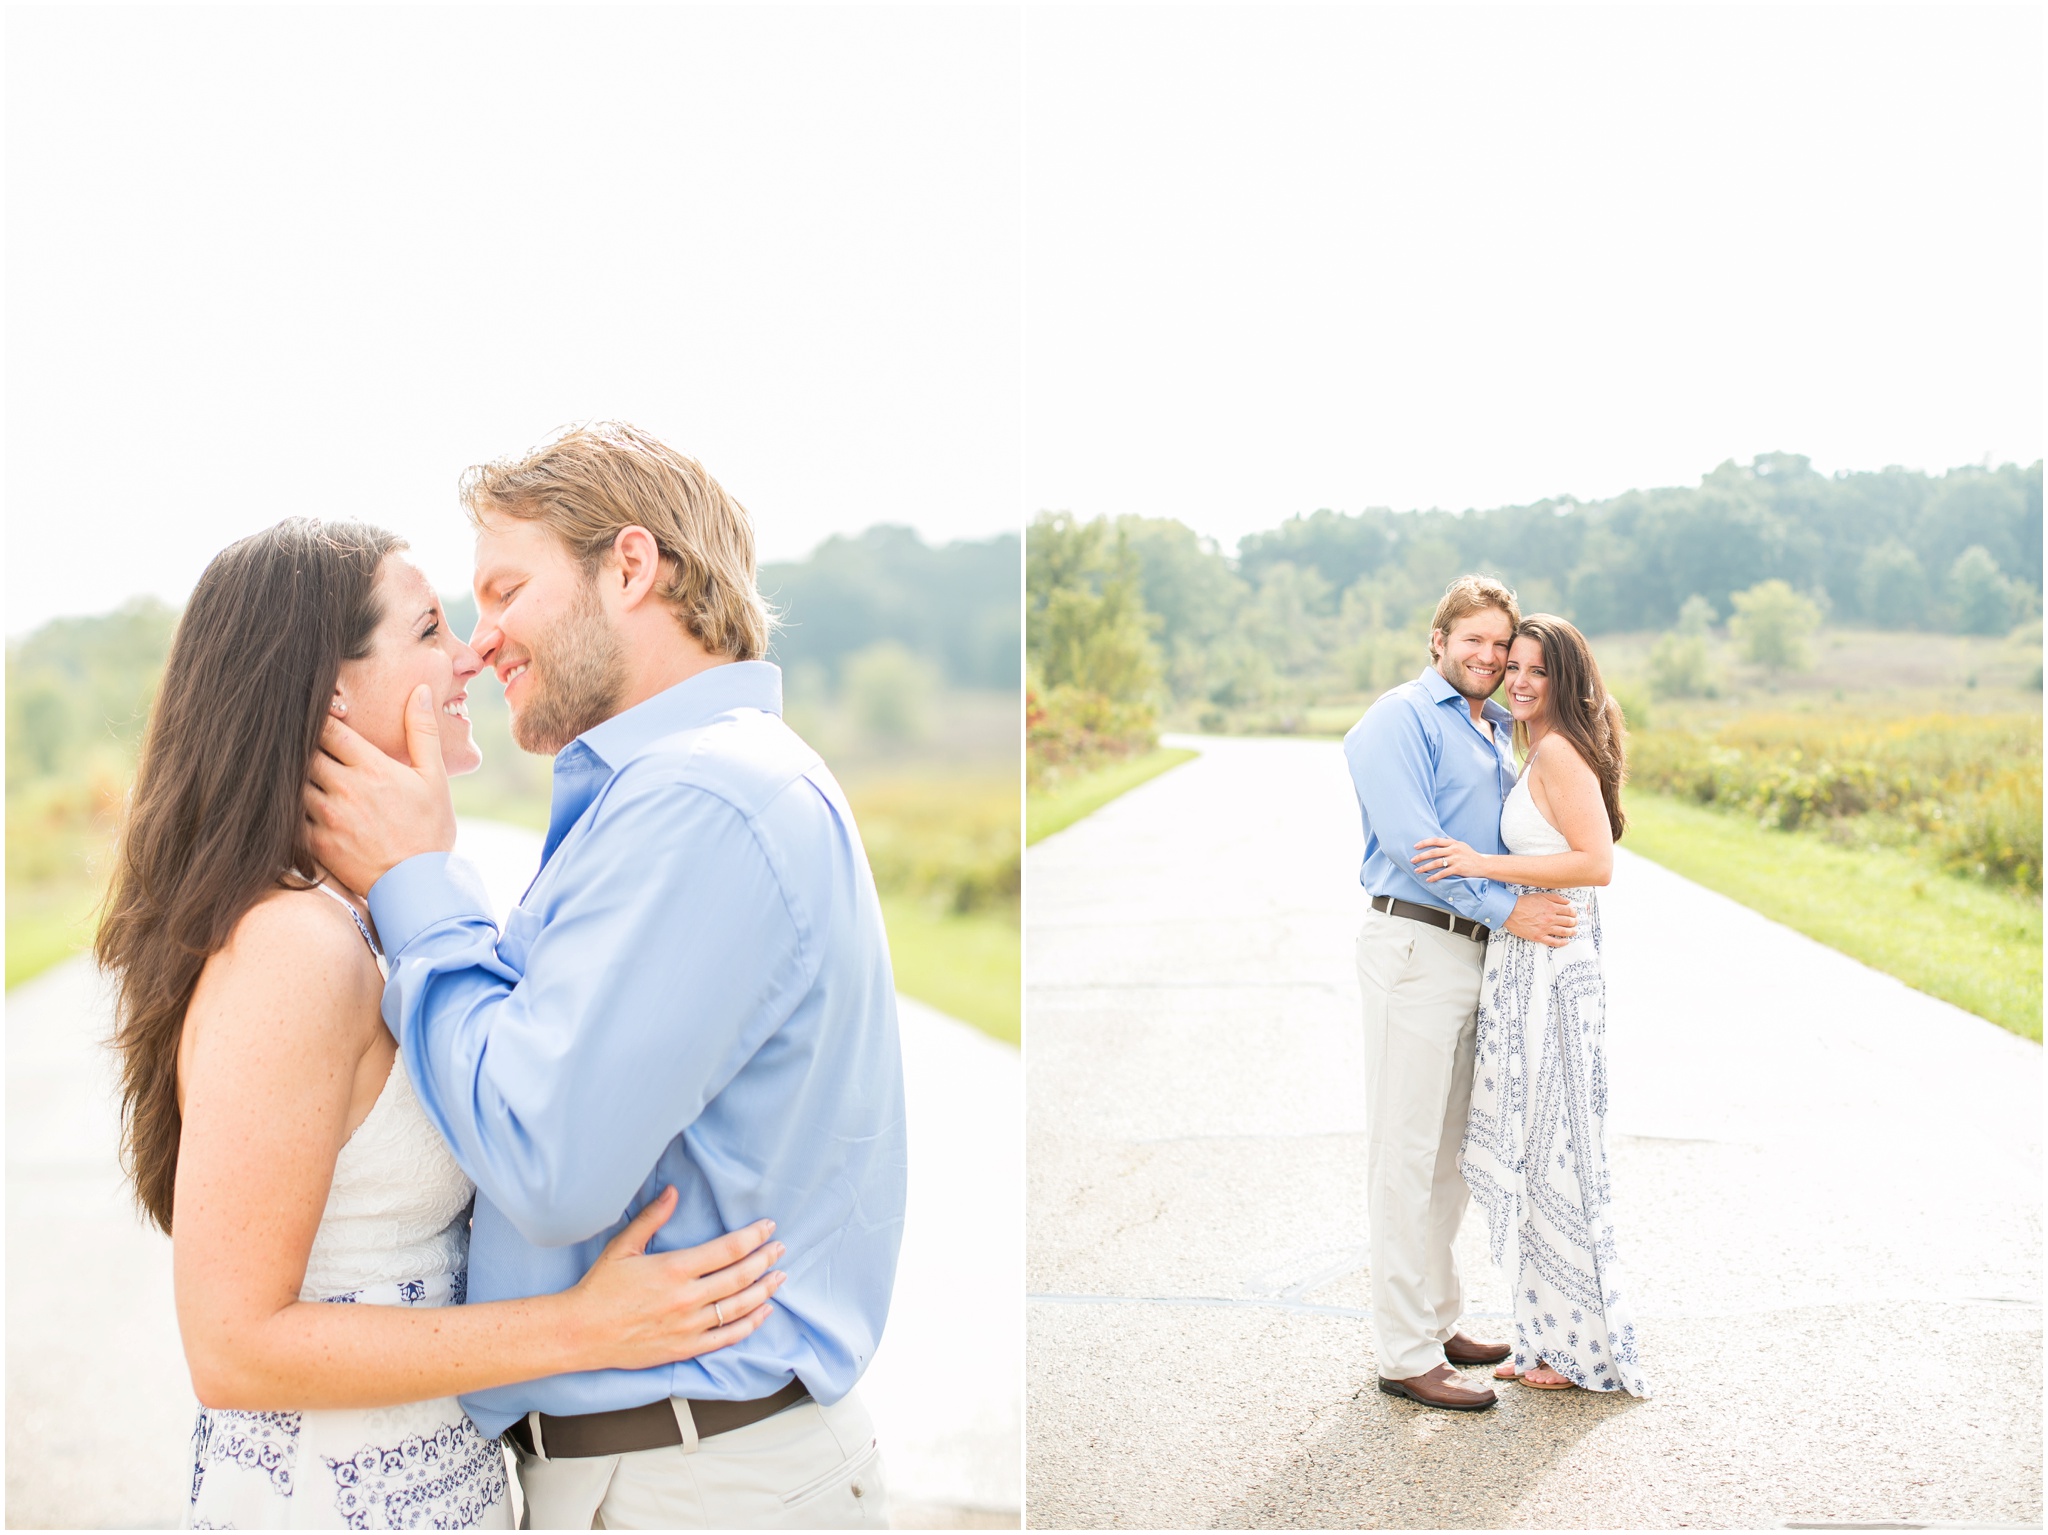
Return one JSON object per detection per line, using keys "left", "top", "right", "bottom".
{"left": 184, "top": 1273, "right": 510, "bottom": 1529}
{"left": 325, "top": 1420, "right": 509, "bottom": 1530}
{"left": 1459, "top": 770, "right": 1650, "bottom": 1397}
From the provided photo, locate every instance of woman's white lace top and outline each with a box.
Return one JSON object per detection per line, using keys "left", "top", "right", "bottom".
{"left": 1501, "top": 765, "right": 1573, "bottom": 858}
{"left": 299, "top": 1055, "right": 475, "bottom": 1301}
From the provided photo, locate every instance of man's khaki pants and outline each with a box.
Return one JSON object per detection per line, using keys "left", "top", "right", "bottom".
{"left": 514, "top": 1388, "right": 888, "bottom": 1530}
{"left": 1355, "top": 903, "right": 1486, "bottom": 1381}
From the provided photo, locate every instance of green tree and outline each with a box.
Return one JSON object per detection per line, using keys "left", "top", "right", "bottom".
{"left": 1675, "top": 594, "right": 1717, "bottom": 636}
{"left": 1026, "top": 513, "right": 1160, "bottom": 702}
{"left": 1728, "top": 579, "right": 1822, "bottom": 674}
{"left": 842, "top": 640, "right": 938, "bottom": 744}
{"left": 1947, "top": 545, "right": 2016, "bottom": 635}
{"left": 1858, "top": 539, "right": 1929, "bottom": 629}
{"left": 6, "top": 597, "right": 178, "bottom": 789}
{"left": 760, "top": 525, "right": 1018, "bottom": 690}
{"left": 1647, "top": 595, "right": 1718, "bottom": 698}
{"left": 1648, "top": 632, "right": 1716, "bottom": 698}
{"left": 1238, "top": 562, "right": 1333, "bottom": 679}
{"left": 1116, "top": 517, "right": 1246, "bottom": 702}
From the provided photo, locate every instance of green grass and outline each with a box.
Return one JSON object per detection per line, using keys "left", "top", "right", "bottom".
{"left": 1623, "top": 792, "right": 2041, "bottom": 1041}
{"left": 5, "top": 879, "right": 102, "bottom": 989}
{"left": 879, "top": 896, "right": 1019, "bottom": 1046}
{"left": 1027, "top": 748, "right": 1198, "bottom": 844}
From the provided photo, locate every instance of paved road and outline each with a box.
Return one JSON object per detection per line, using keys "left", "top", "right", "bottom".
{"left": 1026, "top": 735, "right": 2041, "bottom": 1530}
{"left": 5, "top": 819, "right": 1020, "bottom": 1529}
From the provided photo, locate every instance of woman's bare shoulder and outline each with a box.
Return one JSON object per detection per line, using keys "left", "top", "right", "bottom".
{"left": 1533, "top": 732, "right": 1596, "bottom": 782}
{"left": 226, "top": 884, "right": 375, "bottom": 952}
{"left": 193, "top": 888, "right": 382, "bottom": 1045}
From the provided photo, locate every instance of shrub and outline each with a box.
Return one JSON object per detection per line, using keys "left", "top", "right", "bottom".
{"left": 1727, "top": 580, "right": 1822, "bottom": 673}
{"left": 1026, "top": 685, "right": 1157, "bottom": 787}
{"left": 1627, "top": 712, "right": 2042, "bottom": 891}
{"left": 1648, "top": 631, "right": 1717, "bottom": 699}
{"left": 1948, "top": 546, "right": 2018, "bottom": 636}
{"left": 848, "top": 776, "right": 1020, "bottom": 917}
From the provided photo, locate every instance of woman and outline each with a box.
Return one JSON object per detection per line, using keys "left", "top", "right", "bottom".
{"left": 1411, "top": 614, "right": 1650, "bottom": 1398}
{"left": 99, "top": 519, "right": 787, "bottom": 1528}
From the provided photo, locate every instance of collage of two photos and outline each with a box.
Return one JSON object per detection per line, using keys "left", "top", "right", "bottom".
{"left": 6, "top": 7, "right": 1023, "bottom": 1530}
{"left": 4, "top": 4, "right": 2042, "bottom": 1533}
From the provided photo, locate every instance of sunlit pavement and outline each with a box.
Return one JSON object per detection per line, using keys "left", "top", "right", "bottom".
{"left": 4, "top": 818, "right": 1020, "bottom": 1530}
{"left": 1026, "top": 734, "right": 2040, "bottom": 1530}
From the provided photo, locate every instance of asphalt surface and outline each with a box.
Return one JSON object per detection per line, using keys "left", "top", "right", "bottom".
{"left": 5, "top": 818, "right": 1020, "bottom": 1529}
{"left": 1025, "top": 734, "right": 2041, "bottom": 1530}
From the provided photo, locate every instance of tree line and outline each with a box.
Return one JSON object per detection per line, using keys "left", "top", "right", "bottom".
{"left": 1029, "top": 455, "right": 2041, "bottom": 724}
{"left": 7, "top": 525, "right": 1019, "bottom": 794}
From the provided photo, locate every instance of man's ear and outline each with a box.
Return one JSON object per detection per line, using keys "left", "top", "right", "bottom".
{"left": 608, "top": 526, "right": 666, "bottom": 610}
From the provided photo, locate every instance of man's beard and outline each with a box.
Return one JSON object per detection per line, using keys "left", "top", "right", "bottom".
{"left": 509, "top": 578, "right": 628, "bottom": 755}
{"left": 1436, "top": 650, "right": 1500, "bottom": 703}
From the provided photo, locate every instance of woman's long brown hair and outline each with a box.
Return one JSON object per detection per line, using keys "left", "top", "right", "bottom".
{"left": 1510, "top": 614, "right": 1628, "bottom": 841}
{"left": 97, "top": 519, "right": 401, "bottom": 1233}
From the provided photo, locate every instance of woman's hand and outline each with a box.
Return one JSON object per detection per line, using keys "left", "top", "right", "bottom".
{"left": 564, "top": 1187, "right": 786, "bottom": 1374}
{"left": 1412, "top": 837, "right": 1490, "bottom": 883}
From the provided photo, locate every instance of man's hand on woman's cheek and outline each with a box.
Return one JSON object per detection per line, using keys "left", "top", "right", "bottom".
{"left": 304, "top": 685, "right": 458, "bottom": 895}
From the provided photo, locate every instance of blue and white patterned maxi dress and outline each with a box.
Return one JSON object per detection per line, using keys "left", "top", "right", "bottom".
{"left": 185, "top": 888, "right": 512, "bottom": 1528}
{"left": 1460, "top": 770, "right": 1650, "bottom": 1396}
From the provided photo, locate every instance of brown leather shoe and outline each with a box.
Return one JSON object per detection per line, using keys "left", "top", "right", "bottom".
{"left": 1378, "top": 1363, "right": 1498, "bottom": 1412}
{"left": 1444, "top": 1332, "right": 1512, "bottom": 1367}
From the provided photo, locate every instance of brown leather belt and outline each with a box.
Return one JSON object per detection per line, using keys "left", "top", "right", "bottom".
{"left": 504, "top": 1379, "right": 810, "bottom": 1460}
{"left": 1371, "top": 893, "right": 1489, "bottom": 942}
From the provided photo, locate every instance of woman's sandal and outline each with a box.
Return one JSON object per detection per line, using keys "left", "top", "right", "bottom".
{"left": 1492, "top": 1360, "right": 1575, "bottom": 1390}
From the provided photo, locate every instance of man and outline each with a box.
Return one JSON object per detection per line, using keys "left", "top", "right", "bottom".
{"left": 306, "top": 422, "right": 905, "bottom": 1527}
{"left": 1341, "top": 575, "right": 1576, "bottom": 1413}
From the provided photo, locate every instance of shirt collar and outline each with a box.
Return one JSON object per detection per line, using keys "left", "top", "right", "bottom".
{"left": 1416, "top": 664, "right": 1514, "bottom": 732}
{"left": 563, "top": 659, "right": 784, "bottom": 774}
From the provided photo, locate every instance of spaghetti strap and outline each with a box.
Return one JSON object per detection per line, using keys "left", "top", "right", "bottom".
{"left": 309, "top": 878, "right": 381, "bottom": 957}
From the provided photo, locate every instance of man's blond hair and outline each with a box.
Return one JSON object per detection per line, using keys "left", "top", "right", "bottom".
{"left": 460, "top": 422, "right": 774, "bottom": 661}
{"left": 1429, "top": 574, "right": 1521, "bottom": 658}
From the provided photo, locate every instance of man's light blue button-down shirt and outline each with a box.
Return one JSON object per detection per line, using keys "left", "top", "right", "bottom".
{"left": 1342, "top": 666, "right": 1519, "bottom": 930}
{"left": 366, "top": 660, "right": 906, "bottom": 1437}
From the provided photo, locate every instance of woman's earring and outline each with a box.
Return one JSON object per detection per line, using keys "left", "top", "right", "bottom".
{"left": 329, "top": 695, "right": 348, "bottom": 718}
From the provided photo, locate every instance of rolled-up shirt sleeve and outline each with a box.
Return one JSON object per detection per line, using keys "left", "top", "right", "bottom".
{"left": 369, "top": 777, "right": 806, "bottom": 1249}
{"left": 1344, "top": 697, "right": 1517, "bottom": 930}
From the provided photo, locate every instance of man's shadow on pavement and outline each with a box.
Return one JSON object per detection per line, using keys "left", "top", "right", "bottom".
{"left": 1218, "top": 1374, "right": 1641, "bottom": 1530}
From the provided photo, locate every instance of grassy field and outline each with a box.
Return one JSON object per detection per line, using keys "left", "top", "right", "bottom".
{"left": 6, "top": 773, "right": 121, "bottom": 988}
{"left": 1623, "top": 792, "right": 2040, "bottom": 1040}
{"left": 6, "top": 880, "right": 103, "bottom": 989}
{"left": 843, "top": 769, "right": 1019, "bottom": 1044}
{"left": 8, "top": 672, "right": 1025, "bottom": 1048}
{"left": 1026, "top": 748, "right": 1198, "bottom": 845}
{"left": 879, "top": 896, "right": 1019, "bottom": 1045}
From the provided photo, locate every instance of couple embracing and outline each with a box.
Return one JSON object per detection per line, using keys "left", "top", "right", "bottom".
{"left": 1344, "top": 575, "right": 1652, "bottom": 1412}
{"left": 99, "top": 423, "right": 905, "bottom": 1527}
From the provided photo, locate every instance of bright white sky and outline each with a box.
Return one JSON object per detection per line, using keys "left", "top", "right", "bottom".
{"left": 8, "top": 6, "right": 2041, "bottom": 633}
{"left": 1023, "top": 5, "right": 2044, "bottom": 552}
{"left": 5, "top": 6, "right": 1023, "bottom": 633}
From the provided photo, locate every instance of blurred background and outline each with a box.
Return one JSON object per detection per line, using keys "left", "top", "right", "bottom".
{"left": 6, "top": 5, "right": 1021, "bottom": 1528}
{"left": 6, "top": 526, "right": 1021, "bottom": 1034}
